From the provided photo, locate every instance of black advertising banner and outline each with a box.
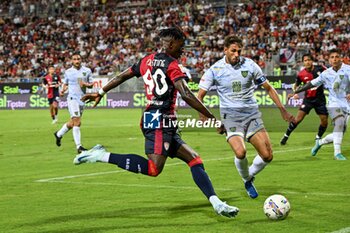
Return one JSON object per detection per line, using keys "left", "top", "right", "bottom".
{"left": 0, "top": 76, "right": 296, "bottom": 95}
{"left": 0, "top": 76, "right": 308, "bottom": 109}
{"left": 0, "top": 89, "right": 311, "bottom": 110}
{"left": 0, "top": 83, "right": 42, "bottom": 94}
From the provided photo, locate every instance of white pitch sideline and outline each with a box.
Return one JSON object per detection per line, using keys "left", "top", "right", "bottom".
{"left": 39, "top": 180, "right": 350, "bottom": 197}
{"left": 35, "top": 146, "right": 350, "bottom": 197}
{"left": 329, "top": 227, "right": 350, "bottom": 233}
{"left": 36, "top": 146, "right": 320, "bottom": 183}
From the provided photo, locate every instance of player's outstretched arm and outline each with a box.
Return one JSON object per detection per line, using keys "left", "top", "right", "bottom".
{"left": 197, "top": 88, "right": 209, "bottom": 122}
{"left": 294, "top": 82, "right": 315, "bottom": 94}
{"left": 262, "top": 81, "right": 295, "bottom": 122}
{"left": 60, "top": 84, "right": 68, "bottom": 96}
{"left": 175, "top": 79, "right": 225, "bottom": 134}
{"left": 81, "top": 68, "right": 134, "bottom": 107}
{"left": 175, "top": 79, "right": 215, "bottom": 119}
{"left": 289, "top": 83, "right": 300, "bottom": 99}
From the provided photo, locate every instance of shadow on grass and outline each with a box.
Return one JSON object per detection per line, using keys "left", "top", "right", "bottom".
{"left": 16, "top": 202, "right": 233, "bottom": 232}
{"left": 24, "top": 221, "right": 218, "bottom": 233}
{"left": 245, "top": 216, "right": 293, "bottom": 225}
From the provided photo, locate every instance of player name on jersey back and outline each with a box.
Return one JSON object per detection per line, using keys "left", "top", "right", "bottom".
{"left": 146, "top": 59, "right": 166, "bottom": 67}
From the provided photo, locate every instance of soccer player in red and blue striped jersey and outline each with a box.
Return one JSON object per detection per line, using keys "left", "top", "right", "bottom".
{"left": 74, "top": 27, "right": 239, "bottom": 218}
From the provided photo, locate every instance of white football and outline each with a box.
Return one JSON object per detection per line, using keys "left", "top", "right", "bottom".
{"left": 263, "top": 194, "right": 291, "bottom": 220}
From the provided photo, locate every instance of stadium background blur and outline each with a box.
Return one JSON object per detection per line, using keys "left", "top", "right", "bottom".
{"left": 0, "top": 0, "right": 349, "bottom": 90}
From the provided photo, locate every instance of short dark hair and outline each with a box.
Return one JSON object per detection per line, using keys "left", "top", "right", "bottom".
{"left": 329, "top": 48, "right": 342, "bottom": 56}
{"left": 159, "top": 27, "right": 186, "bottom": 41}
{"left": 224, "top": 35, "right": 243, "bottom": 48}
{"left": 302, "top": 53, "right": 314, "bottom": 61}
{"left": 71, "top": 51, "right": 81, "bottom": 57}
{"left": 252, "top": 55, "right": 260, "bottom": 61}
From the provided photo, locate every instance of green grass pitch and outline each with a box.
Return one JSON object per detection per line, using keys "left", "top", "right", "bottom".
{"left": 0, "top": 108, "right": 349, "bottom": 233}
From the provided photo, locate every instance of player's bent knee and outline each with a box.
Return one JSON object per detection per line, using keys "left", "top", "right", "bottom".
{"left": 147, "top": 160, "right": 160, "bottom": 177}
{"left": 73, "top": 120, "right": 81, "bottom": 127}
{"left": 235, "top": 150, "right": 246, "bottom": 159}
{"left": 67, "top": 122, "right": 73, "bottom": 128}
{"left": 265, "top": 155, "right": 273, "bottom": 163}
{"left": 235, "top": 154, "right": 246, "bottom": 159}
{"left": 320, "top": 119, "right": 328, "bottom": 127}
{"left": 261, "top": 153, "right": 273, "bottom": 162}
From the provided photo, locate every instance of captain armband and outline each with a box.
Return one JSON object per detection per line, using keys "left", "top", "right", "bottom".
{"left": 255, "top": 76, "right": 267, "bottom": 85}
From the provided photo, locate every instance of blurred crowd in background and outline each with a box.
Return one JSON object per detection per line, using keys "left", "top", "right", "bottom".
{"left": 0, "top": 0, "right": 349, "bottom": 82}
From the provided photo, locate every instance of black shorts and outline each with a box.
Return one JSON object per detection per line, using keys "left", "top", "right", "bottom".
{"left": 142, "top": 127, "right": 185, "bottom": 158}
{"left": 48, "top": 96, "right": 59, "bottom": 104}
{"left": 300, "top": 98, "right": 328, "bottom": 115}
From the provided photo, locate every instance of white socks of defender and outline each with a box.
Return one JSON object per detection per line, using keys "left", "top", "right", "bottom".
{"left": 73, "top": 126, "right": 81, "bottom": 148}
{"left": 319, "top": 116, "right": 345, "bottom": 155}
{"left": 57, "top": 123, "right": 69, "bottom": 137}
{"left": 333, "top": 116, "right": 345, "bottom": 155}
{"left": 319, "top": 133, "right": 333, "bottom": 145}
{"left": 249, "top": 155, "right": 269, "bottom": 178}
{"left": 234, "top": 157, "right": 250, "bottom": 182}
{"left": 234, "top": 155, "right": 269, "bottom": 182}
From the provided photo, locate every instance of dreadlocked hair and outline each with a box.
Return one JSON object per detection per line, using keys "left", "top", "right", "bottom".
{"left": 159, "top": 27, "right": 186, "bottom": 40}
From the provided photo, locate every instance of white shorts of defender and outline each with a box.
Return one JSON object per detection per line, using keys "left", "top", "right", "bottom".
{"left": 223, "top": 116, "right": 265, "bottom": 142}
{"left": 328, "top": 106, "right": 348, "bottom": 120}
{"left": 68, "top": 98, "right": 84, "bottom": 118}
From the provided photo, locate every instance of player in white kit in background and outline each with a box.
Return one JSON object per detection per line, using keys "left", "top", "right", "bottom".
{"left": 293, "top": 48, "right": 350, "bottom": 160}
{"left": 198, "top": 35, "right": 294, "bottom": 199}
{"left": 54, "top": 52, "right": 93, "bottom": 153}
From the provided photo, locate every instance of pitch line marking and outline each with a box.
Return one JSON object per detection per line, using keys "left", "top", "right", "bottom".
{"left": 38, "top": 180, "right": 350, "bottom": 197}
{"left": 36, "top": 146, "right": 314, "bottom": 182}
{"left": 329, "top": 227, "right": 350, "bottom": 233}
{"left": 36, "top": 170, "right": 126, "bottom": 182}
{"left": 35, "top": 146, "right": 350, "bottom": 197}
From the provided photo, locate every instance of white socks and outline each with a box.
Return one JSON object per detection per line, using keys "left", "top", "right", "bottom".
{"left": 333, "top": 117, "right": 345, "bottom": 155}
{"left": 209, "top": 195, "right": 222, "bottom": 207}
{"left": 57, "top": 123, "right": 69, "bottom": 137}
{"left": 234, "top": 157, "right": 250, "bottom": 182}
{"left": 249, "top": 155, "right": 269, "bottom": 178}
{"left": 317, "top": 132, "right": 342, "bottom": 156}
{"left": 234, "top": 155, "right": 268, "bottom": 182}
{"left": 319, "top": 133, "right": 333, "bottom": 145}
{"left": 101, "top": 152, "right": 111, "bottom": 163}
{"left": 333, "top": 132, "right": 343, "bottom": 155}
{"left": 319, "top": 116, "right": 345, "bottom": 156}
{"left": 73, "top": 126, "right": 81, "bottom": 148}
